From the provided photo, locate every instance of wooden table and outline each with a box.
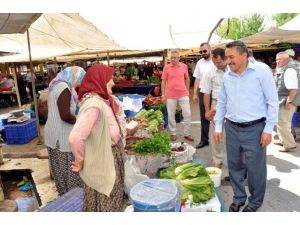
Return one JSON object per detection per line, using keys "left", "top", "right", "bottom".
{"left": 0, "top": 91, "right": 17, "bottom": 107}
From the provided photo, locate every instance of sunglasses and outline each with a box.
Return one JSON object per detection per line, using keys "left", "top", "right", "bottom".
{"left": 199, "top": 50, "right": 208, "bottom": 54}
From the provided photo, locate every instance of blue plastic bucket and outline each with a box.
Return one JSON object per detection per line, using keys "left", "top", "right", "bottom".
{"left": 129, "top": 179, "right": 179, "bottom": 212}
{"left": 292, "top": 112, "right": 299, "bottom": 127}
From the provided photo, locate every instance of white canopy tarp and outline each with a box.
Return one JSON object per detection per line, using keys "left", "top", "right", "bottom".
{"left": 0, "top": 13, "right": 124, "bottom": 63}
{"left": 0, "top": 13, "right": 41, "bottom": 56}
{"left": 280, "top": 15, "right": 300, "bottom": 31}
{"left": 0, "top": 13, "right": 41, "bottom": 34}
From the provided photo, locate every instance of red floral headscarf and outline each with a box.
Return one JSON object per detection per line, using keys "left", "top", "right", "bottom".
{"left": 78, "top": 64, "right": 119, "bottom": 115}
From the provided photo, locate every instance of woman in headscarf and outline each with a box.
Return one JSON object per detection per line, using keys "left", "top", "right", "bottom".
{"left": 69, "top": 64, "right": 126, "bottom": 212}
{"left": 44, "top": 66, "right": 86, "bottom": 196}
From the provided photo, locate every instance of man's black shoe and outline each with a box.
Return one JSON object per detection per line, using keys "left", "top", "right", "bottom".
{"left": 195, "top": 141, "right": 209, "bottom": 149}
{"left": 224, "top": 176, "right": 230, "bottom": 182}
{"left": 242, "top": 205, "right": 256, "bottom": 212}
{"left": 229, "top": 202, "right": 245, "bottom": 212}
{"left": 224, "top": 173, "right": 247, "bottom": 182}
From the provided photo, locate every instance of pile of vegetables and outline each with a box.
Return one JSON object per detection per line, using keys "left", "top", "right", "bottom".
{"left": 144, "top": 96, "right": 164, "bottom": 106}
{"left": 134, "top": 109, "right": 163, "bottom": 132}
{"left": 160, "top": 162, "right": 215, "bottom": 204}
{"left": 133, "top": 131, "right": 171, "bottom": 154}
{"left": 148, "top": 103, "right": 165, "bottom": 111}
{"left": 135, "top": 80, "right": 148, "bottom": 85}
{"left": 148, "top": 76, "right": 161, "bottom": 85}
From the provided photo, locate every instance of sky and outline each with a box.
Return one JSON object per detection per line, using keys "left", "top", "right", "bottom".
{"left": 80, "top": 11, "right": 276, "bottom": 50}
{"left": 2, "top": 0, "right": 300, "bottom": 50}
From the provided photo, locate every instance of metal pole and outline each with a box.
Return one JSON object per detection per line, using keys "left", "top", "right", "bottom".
{"left": 0, "top": 146, "right": 3, "bottom": 165}
{"left": 26, "top": 29, "right": 42, "bottom": 144}
{"left": 207, "top": 18, "right": 224, "bottom": 43}
{"left": 107, "top": 51, "right": 110, "bottom": 66}
{"left": 54, "top": 57, "right": 57, "bottom": 74}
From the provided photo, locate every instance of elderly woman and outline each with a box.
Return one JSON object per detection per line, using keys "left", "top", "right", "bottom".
{"left": 69, "top": 64, "right": 126, "bottom": 212}
{"left": 44, "top": 66, "right": 86, "bottom": 196}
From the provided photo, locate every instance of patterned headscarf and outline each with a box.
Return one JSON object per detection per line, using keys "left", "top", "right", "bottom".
{"left": 49, "top": 66, "right": 86, "bottom": 90}
{"left": 78, "top": 64, "right": 120, "bottom": 117}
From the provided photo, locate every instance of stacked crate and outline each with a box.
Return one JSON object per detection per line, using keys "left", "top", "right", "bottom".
{"left": 4, "top": 119, "right": 38, "bottom": 144}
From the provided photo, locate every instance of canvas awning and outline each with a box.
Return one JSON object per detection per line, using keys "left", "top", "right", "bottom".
{"left": 240, "top": 27, "right": 300, "bottom": 47}
{"left": 0, "top": 13, "right": 124, "bottom": 63}
{"left": 53, "top": 49, "right": 164, "bottom": 62}
{"left": 0, "top": 13, "right": 41, "bottom": 34}
{"left": 0, "top": 13, "right": 41, "bottom": 57}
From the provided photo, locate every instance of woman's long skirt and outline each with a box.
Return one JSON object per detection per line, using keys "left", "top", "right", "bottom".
{"left": 47, "top": 142, "right": 83, "bottom": 196}
{"left": 82, "top": 140, "right": 125, "bottom": 212}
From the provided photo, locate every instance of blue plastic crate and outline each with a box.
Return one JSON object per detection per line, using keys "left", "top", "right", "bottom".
{"left": 39, "top": 188, "right": 83, "bottom": 212}
{"left": 292, "top": 112, "right": 299, "bottom": 127}
{"left": 4, "top": 119, "right": 38, "bottom": 144}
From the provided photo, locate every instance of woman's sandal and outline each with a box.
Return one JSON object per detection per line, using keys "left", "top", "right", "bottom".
{"left": 279, "top": 146, "right": 296, "bottom": 152}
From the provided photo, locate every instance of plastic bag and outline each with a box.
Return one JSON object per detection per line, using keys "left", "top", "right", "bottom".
{"left": 124, "top": 156, "right": 149, "bottom": 194}
{"left": 15, "top": 196, "right": 39, "bottom": 212}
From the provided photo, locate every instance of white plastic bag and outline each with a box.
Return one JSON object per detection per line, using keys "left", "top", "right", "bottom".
{"left": 181, "top": 194, "right": 221, "bottom": 212}
{"left": 124, "top": 156, "right": 149, "bottom": 194}
{"left": 122, "top": 96, "right": 145, "bottom": 112}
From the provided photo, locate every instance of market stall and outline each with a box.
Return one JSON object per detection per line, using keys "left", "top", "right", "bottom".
{"left": 38, "top": 100, "right": 226, "bottom": 212}
{"left": 113, "top": 84, "right": 159, "bottom": 95}
{"left": 113, "top": 76, "right": 161, "bottom": 95}
{"left": 0, "top": 90, "right": 17, "bottom": 107}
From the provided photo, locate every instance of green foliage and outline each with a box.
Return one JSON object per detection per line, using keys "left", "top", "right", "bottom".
{"left": 159, "top": 162, "right": 215, "bottom": 204}
{"left": 216, "top": 14, "right": 265, "bottom": 40}
{"left": 272, "top": 13, "right": 297, "bottom": 27}
{"left": 147, "top": 76, "right": 161, "bottom": 85}
{"left": 30, "top": 102, "right": 35, "bottom": 111}
{"left": 176, "top": 164, "right": 207, "bottom": 180}
{"left": 160, "top": 163, "right": 183, "bottom": 179}
{"left": 133, "top": 131, "right": 171, "bottom": 154}
{"left": 148, "top": 103, "right": 166, "bottom": 111}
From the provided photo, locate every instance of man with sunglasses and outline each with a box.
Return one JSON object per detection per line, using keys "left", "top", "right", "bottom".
{"left": 193, "top": 43, "right": 216, "bottom": 149}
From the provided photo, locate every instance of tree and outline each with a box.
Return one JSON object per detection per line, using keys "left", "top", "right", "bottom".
{"left": 272, "top": 13, "right": 297, "bottom": 27}
{"left": 215, "top": 14, "right": 265, "bottom": 40}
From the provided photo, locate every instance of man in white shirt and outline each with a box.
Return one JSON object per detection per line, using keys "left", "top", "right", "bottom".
{"left": 201, "top": 48, "right": 227, "bottom": 168}
{"left": 26, "top": 70, "right": 35, "bottom": 99}
{"left": 275, "top": 51, "right": 299, "bottom": 152}
{"left": 193, "top": 43, "right": 216, "bottom": 149}
{"left": 285, "top": 49, "right": 300, "bottom": 79}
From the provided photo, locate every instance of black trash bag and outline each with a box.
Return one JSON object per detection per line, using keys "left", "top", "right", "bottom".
{"left": 175, "top": 109, "right": 183, "bottom": 123}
